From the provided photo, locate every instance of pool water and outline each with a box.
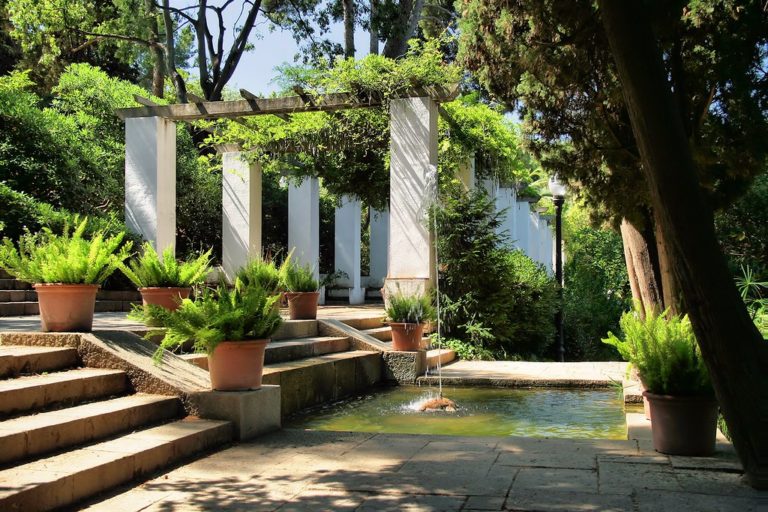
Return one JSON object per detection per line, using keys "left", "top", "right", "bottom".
{"left": 288, "top": 386, "right": 628, "bottom": 440}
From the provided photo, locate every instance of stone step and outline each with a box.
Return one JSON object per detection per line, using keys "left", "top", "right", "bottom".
{"left": 0, "top": 394, "right": 182, "bottom": 465}
{"left": 0, "top": 290, "right": 37, "bottom": 302}
{"left": 94, "top": 300, "right": 141, "bottom": 313}
{"left": 180, "top": 336, "right": 352, "bottom": 370}
{"left": 426, "top": 348, "right": 456, "bottom": 369}
{"left": 0, "top": 302, "right": 38, "bottom": 316}
{"left": 0, "top": 368, "right": 128, "bottom": 417}
{"left": 361, "top": 326, "right": 392, "bottom": 341}
{"left": 0, "top": 346, "right": 79, "bottom": 378}
{"left": 273, "top": 319, "right": 318, "bottom": 340}
{"left": 0, "top": 417, "right": 232, "bottom": 511}
{"left": 262, "top": 350, "right": 382, "bottom": 417}
{"left": 0, "top": 279, "right": 32, "bottom": 290}
{"left": 340, "top": 317, "right": 385, "bottom": 330}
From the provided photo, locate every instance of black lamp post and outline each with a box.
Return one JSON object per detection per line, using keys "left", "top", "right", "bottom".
{"left": 548, "top": 176, "right": 566, "bottom": 362}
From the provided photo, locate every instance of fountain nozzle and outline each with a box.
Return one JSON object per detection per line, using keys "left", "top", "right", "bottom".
{"left": 418, "top": 396, "right": 457, "bottom": 412}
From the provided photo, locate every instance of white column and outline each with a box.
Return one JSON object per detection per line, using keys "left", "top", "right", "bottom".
{"left": 495, "top": 185, "right": 517, "bottom": 246}
{"left": 514, "top": 200, "right": 531, "bottom": 254}
{"left": 529, "top": 209, "right": 541, "bottom": 264}
{"left": 457, "top": 155, "right": 476, "bottom": 191}
{"left": 288, "top": 177, "right": 320, "bottom": 282}
{"left": 334, "top": 195, "right": 365, "bottom": 304}
{"left": 125, "top": 116, "right": 176, "bottom": 252}
{"left": 221, "top": 147, "right": 262, "bottom": 281}
{"left": 386, "top": 96, "right": 438, "bottom": 298}
{"left": 369, "top": 208, "right": 389, "bottom": 288}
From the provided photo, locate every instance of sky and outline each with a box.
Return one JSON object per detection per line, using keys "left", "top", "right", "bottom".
{"left": 216, "top": 7, "right": 373, "bottom": 96}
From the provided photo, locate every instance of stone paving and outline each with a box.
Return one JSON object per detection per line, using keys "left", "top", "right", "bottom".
{"left": 80, "top": 429, "right": 765, "bottom": 511}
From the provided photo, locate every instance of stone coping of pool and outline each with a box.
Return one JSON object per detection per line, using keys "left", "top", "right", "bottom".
{"left": 417, "top": 360, "right": 628, "bottom": 388}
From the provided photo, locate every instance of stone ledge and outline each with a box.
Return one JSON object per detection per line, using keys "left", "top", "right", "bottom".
{"left": 191, "top": 385, "right": 281, "bottom": 441}
{"left": 383, "top": 350, "right": 426, "bottom": 384}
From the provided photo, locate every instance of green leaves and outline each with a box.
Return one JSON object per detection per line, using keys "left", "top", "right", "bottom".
{"left": 0, "top": 217, "right": 132, "bottom": 284}
{"left": 282, "top": 260, "right": 319, "bottom": 293}
{"left": 602, "top": 309, "right": 713, "bottom": 396}
{"left": 141, "top": 279, "right": 283, "bottom": 361}
{"left": 121, "top": 242, "right": 212, "bottom": 288}
{"left": 385, "top": 291, "right": 436, "bottom": 324}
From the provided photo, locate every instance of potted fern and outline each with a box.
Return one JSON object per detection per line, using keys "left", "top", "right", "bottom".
{"left": 151, "top": 279, "right": 282, "bottom": 391}
{"left": 236, "top": 255, "right": 291, "bottom": 296}
{"left": 0, "top": 219, "right": 132, "bottom": 332}
{"left": 281, "top": 260, "right": 320, "bottom": 320}
{"left": 121, "top": 243, "right": 212, "bottom": 310}
{"left": 603, "top": 309, "right": 717, "bottom": 456}
{"left": 385, "top": 291, "right": 436, "bottom": 351}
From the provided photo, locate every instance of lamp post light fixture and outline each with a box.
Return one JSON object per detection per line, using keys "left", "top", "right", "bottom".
{"left": 548, "top": 175, "right": 566, "bottom": 363}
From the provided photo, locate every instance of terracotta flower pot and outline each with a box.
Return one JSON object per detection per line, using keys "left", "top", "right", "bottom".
{"left": 139, "top": 287, "right": 191, "bottom": 311}
{"left": 644, "top": 391, "right": 718, "bottom": 456}
{"left": 34, "top": 283, "right": 99, "bottom": 332}
{"left": 207, "top": 339, "right": 269, "bottom": 391}
{"left": 390, "top": 322, "right": 424, "bottom": 351}
{"left": 285, "top": 291, "right": 319, "bottom": 320}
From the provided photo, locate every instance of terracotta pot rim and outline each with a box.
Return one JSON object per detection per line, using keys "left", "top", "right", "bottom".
{"left": 643, "top": 391, "right": 717, "bottom": 402}
{"left": 34, "top": 283, "right": 100, "bottom": 289}
{"left": 389, "top": 321, "right": 425, "bottom": 327}
{"left": 284, "top": 291, "right": 320, "bottom": 297}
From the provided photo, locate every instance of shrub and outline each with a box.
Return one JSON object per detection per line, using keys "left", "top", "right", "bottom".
{"left": 145, "top": 280, "right": 283, "bottom": 361}
{"left": 121, "top": 242, "right": 212, "bottom": 288}
{"left": 432, "top": 187, "right": 557, "bottom": 359}
{"left": 282, "top": 260, "right": 319, "bottom": 292}
{"left": 386, "top": 291, "right": 436, "bottom": 324}
{"left": 602, "top": 309, "right": 712, "bottom": 396}
{"left": 563, "top": 225, "right": 631, "bottom": 360}
{"left": 236, "top": 255, "right": 292, "bottom": 295}
{"left": 0, "top": 218, "right": 132, "bottom": 284}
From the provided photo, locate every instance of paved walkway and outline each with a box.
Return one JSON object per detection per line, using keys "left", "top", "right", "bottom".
{"left": 81, "top": 429, "right": 764, "bottom": 511}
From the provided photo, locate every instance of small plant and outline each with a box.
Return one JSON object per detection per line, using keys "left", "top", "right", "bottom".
{"left": 121, "top": 242, "right": 212, "bottom": 288}
{"left": 0, "top": 218, "right": 132, "bottom": 284}
{"left": 735, "top": 265, "right": 768, "bottom": 339}
{"left": 282, "top": 261, "right": 319, "bottom": 292}
{"left": 602, "top": 308, "right": 712, "bottom": 396}
{"left": 146, "top": 279, "right": 282, "bottom": 361}
{"left": 386, "top": 291, "right": 436, "bottom": 324}
{"left": 236, "top": 254, "right": 291, "bottom": 295}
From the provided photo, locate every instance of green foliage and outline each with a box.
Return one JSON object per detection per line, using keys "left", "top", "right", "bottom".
{"left": 563, "top": 217, "right": 632, "bottom": 361}
{"left": 434, "top": 335, "right": 495, "bottom": 361}
{"left": 121, "top": 242, "right": 212, "bottom": 288}
{"left": 603, "top": 309, "right": 712, "bottom": 396}
{"left": 735, "top": 266, "right": 768, "bottom": 339}
{"left": 142, "top": 280, "right": 283, "bottom": 361}
{"left": 385, "top": 291, "right": 436, "bottom": 324}
{"left": 716, "top": 173, "right": 768, "bottom": 274}
{"left": 0, "top": 218, "right": 132, "bottom": 284}
{"left": 433, "top": 187, "right": 557, "bottom": 359}
{"left": 282, "top": 260, "right": 319, "bottom": 292}
{"left": 236, "top": 255, "right": 291, "bottom": 295}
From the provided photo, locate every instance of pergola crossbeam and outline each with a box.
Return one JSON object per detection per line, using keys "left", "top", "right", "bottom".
{"left": 116, "top": 84, "right": 459, "bottom": 121}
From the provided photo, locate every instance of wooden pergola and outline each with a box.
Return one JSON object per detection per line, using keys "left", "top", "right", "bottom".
{"left": 119, "top": 85, "right": 459, "bottom": 303}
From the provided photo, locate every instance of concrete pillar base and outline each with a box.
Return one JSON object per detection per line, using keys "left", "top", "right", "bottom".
{"left": 192, "top": 385, "right": 281, "bottom": 441}
{"left": 348, "top": 287, "right": 366, "bottom": 305}
{"left": 382, "top": 350, "right": 427, "bottom": 384}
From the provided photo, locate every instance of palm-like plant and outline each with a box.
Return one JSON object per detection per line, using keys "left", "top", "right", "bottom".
{"left": 121, "top": 243, "right": 211, "bottom": 288}
{"left": 0, "top": 218, "right": 131, "bottom": 284}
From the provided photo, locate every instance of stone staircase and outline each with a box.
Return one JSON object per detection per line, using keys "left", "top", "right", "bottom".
{"left": 0, "top": 344, "right": 231, "bottom": 511}
{"left": 180, "top": 319, "right": 384, "bottom": 417}
{"left": 0, "top": 269, "right": 141, "bottom": 317}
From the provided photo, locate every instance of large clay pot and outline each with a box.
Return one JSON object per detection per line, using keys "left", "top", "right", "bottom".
{"left": 34, "top": 284, "right": 99, "bottom": 332}
{"left": 390, "top": 322, "right": 424, "bottom": 351}
{"left": 139, "top": 287, "right": 191, "bottom": 311}
{"left": 207, "top": 340, "right": 269, "bottom": 391}
{"left": 285, "top": 291, "right": 319, "bottom": 320}
{"left": 644, "top": 391, "right": 718, "bottom": 456}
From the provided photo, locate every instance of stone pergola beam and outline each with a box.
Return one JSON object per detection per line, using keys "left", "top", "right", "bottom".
{"left": 116, "top": 85, "right": 459, "bottom": 121}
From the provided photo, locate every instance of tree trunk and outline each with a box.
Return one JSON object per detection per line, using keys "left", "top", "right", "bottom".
{"left": 160, "top": 0, "right": 187, "bottom": 103}
{"left": 599, "top": 0, "right": 768, "bottom": 489}
{"left": 619, "top": 217, "right": 664, "bottom": 317}
{"left": 343, "top": 0, "right": 355, "bottom": 58}
{"left": 145, "top": 0, "right": 165, "bottom": 98}
{"left": 654, "top": 209, "right": 682, "bottom": 315}
{"left": 369, "top": 0, "right": 379, "bottom": 55}
{"left": 382, "top": 0, "right": 417, "bottom": 58}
